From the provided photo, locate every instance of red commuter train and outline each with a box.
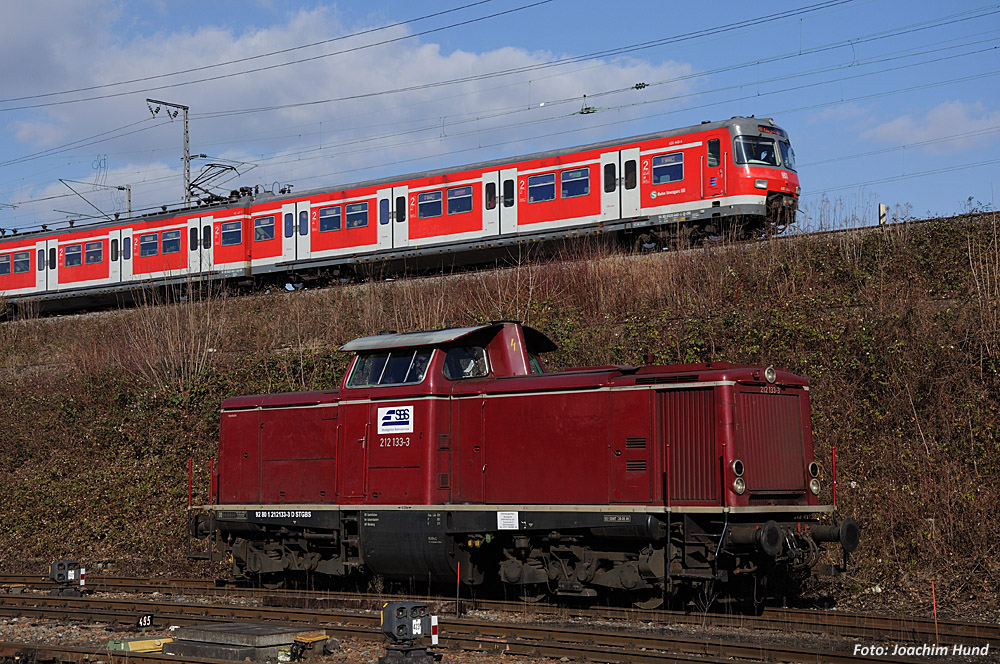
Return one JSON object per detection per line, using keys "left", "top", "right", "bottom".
{"left": 2, "top": 116, "right": 799, "bottom": 311}
{"left": 189, "top": 322, "right": 858, "bottom": 608}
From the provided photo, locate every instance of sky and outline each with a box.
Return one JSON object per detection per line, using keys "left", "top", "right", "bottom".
{"left": 0, "top": 0, "right": 998, "bottom": 235}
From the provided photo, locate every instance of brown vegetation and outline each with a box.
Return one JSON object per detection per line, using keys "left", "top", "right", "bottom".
{"left": 0, "top": 213, "right": 997, "bottom": 615}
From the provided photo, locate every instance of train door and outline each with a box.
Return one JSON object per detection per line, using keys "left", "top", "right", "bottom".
{"left": 499, "top": 168, "right": 518, "bottom": 235}
{"left": 199, "top": 219, "right": 214, "bottom": 275}
{"left": 186, "top": 218, "right": 201, "bottom": 275}
{"left": 108, "top": 230, "right": 121, "bottom": 283}
{"left": 453, "top": 396, "right": 485, "bottom": 503}
{"left": 120, "top": 232, "right": 133, "bottom": 282}
{"left": 599, "top": 152, "right": 620, "bottom": 221}
{"left": 482, "top": 173, "right": 500, "bottom": 236}
{"left": 702, "top": 137, "right": 724, "bottom": 199}
{"left": 610, "top": 391, "right": 652, "bottom": 503}
{"left": 337, "top": 401, "right": 369, "bottom": 498}
{"left": 281, "top": 201, "right": 312, "bottom": 262}
{"left": 44, "top": 238, "right": 59, "bottom": 291}
{"left": 387, "top": 186, "right": 409, "bottom": 249}
{"left": 621, "top": 147, "right": 641, "bottom": 217}
{"left": 34, "top": 240, "right": 48, "bottom": 293}
{"left": 376, "top": 188, "right": 393, "bottom": 251}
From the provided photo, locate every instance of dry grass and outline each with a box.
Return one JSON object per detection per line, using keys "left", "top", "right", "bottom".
{"left": 0, "top": 213, "right": 997, "bottom": 612}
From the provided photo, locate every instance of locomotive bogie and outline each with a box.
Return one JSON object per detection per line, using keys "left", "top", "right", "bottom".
{"left": 191, "top": 321, "right": 858, "bottom": 605}
{"left": 3, "top": 117, "right": 799, "bottom": 311}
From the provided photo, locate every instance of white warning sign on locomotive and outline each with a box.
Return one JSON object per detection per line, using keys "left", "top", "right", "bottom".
{"left": 378, "top": 406, "right": 414, "bottom": 434}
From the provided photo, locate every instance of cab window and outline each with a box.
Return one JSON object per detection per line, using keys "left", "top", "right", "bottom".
{"left": 443, "top": 346, "right": 489, "bottom": 380}
{"left": 347, "top": 349, "right": 433, "bottom": 387}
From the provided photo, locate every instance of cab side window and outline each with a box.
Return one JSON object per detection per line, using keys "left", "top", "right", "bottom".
{"left": 443, "top": 346, "right": 489, "bottom": 380}
{"left": 347, "top": 349, "right": 433, "bottom": 387}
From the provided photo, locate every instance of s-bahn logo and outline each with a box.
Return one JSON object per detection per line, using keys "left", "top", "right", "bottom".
{"left": 378, "top": 406, "right": 413, "bottom": 434}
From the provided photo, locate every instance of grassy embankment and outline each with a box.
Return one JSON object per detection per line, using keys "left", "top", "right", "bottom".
{"left": 0, "top": 213, "right": 996, "bottom": 614}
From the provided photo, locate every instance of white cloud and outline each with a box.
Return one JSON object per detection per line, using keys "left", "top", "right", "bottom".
{"left": 0, "top": 2, "right": 693, "bottom": 229}
{"left": 862, "top": 101, "right": 1000, "bottom": 155}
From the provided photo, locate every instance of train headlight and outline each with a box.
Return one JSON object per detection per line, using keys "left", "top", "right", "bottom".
{"left": 764, "top": 365, "right": 776, "bottom": 383}
{"left": 754, "top": 179, "right": 768, "bottom": 189}
{"left": 809, "top": 478, "right": 821, "bottom": 495}
{"left": 808, "top": 461, "right": 820, "bottom": 478}
{"left": 795, "top": 186, "right": 801, "bottom": 196}
{"left": 732, "top": 459, "right": 745, "bottom": 477}
{"left": 733, "top": 477, "right": 746, "bottom": 495}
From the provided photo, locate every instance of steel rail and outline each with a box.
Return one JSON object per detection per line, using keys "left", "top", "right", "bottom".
{"left": 2, "top": 574, "right": 995, "bottom": 647}
{"left": 0, "top": 594, "right": 956, "bottom": 664}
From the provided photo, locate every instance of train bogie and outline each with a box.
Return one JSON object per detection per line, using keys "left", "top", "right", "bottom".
{"left": 191, "top": 321, "right": 857, "bottom": 606}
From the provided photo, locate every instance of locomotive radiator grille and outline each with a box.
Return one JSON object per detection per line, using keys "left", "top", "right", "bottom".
{"left": 736, "top": 391, "right": 805, "bottom": 493}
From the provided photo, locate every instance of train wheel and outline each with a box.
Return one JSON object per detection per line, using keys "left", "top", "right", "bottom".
{"left": 632, "top": 591, "right": 663, "bottom": 610}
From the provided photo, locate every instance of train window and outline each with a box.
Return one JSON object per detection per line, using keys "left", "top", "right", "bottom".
{"left": 443, "top": 346, "right": 489, "bottom": 380}
{"left": 139, "top": 234, "right": 158, "bottom": 257}
{"left": 733, "top": 136, "right": 778, "bottom": 167}
{"left": 202, "top": 226, "right": 211, "bottom": 250}
{"left": 254, "top": 215, "right": 275, "bottom": 242}
{"left": 379, "top": 198, "right": 390, "bottom": 225}
{"left": 778, "top": 141, "right": 796, "bottom": 171}
{"left": 624, "top": 160, "right": 637, "bottom": 190}
{"left": 189, "top": 228, "right": 198, "bottom": 251}
{"left": 561, "top": 168, "right": 590, "bottom": 198}
{"left": 346, "top": 202, "right": 368, "bottom": 229}
{"left": 38, "top": 249, "right": 45, "bottom": 271}
{"left": 284, "top": 213, "right": 294, "bottom": 238}
{"left": 396, "top": 196, "right": 406, "bottom": 223}
{"left": 0, "top": 255, "right": 9, "bottom": 275}
{"left": 84, "top": 241, "right": 103, "bottom": 264}
{"left": 111, "top": 239, "right": 119, "bottom": 262}
{"left": 447, "top": 186, "right": 473, "bottom": 214}
{"left": 652, "top": 153, "right": 683, "bottom": 184}
{"left": 318, "top": 206, "right": 341, "bottom": 232}
{"left": 347, "top": 349, "right": 433, "bottom": 387}
{"left": 64, "top": 244, "right": 83, "bottom": 267}
{"left": 527, "top": 173, "right": 556, "bottom": 203}
{"left": 13, "top": 251, "right": 29, "bottom": 273}
{"left": 502, "top": 179, "right": 514, "bottom": 207}
{"left": 485, "top": 182, "right": 497, "bottom": 210}
{"left": 221, "top": 221, "right": 242, "bottom": 246}
{"left": 299, "top": 210, "right": 309, "bottom": 235}
{"left": 418, "top": 191, "right": 442, "bottom": 219}
{"left": 162, "top": 230, "right": 181, "bottom": 254}
{"left": 49, "top": 247, "right": 57, "bottom": 267}
{"left": 604, "top": 163, "right": 617, "bottom": 193}
{"left": 707, "top": 139, "right": 720, "bottom": 168}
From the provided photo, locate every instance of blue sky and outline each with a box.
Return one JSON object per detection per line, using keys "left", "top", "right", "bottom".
{"left": 1, "top": 0, "right": 998, "bottom": 234}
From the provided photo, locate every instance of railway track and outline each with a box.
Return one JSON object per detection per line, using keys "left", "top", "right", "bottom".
{"left": 0, "top": 593, "right": 958, "bottom": 664}
{"left": 2, "top": 573, "right": 995, "bottom": 647}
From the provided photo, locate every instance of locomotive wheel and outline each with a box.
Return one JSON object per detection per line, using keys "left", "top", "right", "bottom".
{"left": 632, "top": 591, "right": 664, "bottom": 610}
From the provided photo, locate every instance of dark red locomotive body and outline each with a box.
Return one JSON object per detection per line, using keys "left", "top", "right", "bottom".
{"left": 192, "top": 322, "right": 857, "bottom": 605}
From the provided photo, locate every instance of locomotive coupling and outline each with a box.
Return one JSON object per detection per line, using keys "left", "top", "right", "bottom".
{"left": 809, "top": 517, "right": 860, "bottom": 553}
{"left": 729, "top": 520, "right": 784, "bottom": 557}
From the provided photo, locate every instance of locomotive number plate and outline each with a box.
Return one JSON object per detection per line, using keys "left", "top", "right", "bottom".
{"left": 380, "top": 436, "right": 411, "bottom": 447}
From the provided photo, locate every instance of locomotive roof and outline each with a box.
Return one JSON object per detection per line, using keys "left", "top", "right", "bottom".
{"left": 339, "top": 322, "right": 557, "bottom": 353}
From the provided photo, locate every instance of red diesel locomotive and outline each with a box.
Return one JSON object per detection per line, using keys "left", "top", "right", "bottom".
{"left": 2, "top": 116, "right": 799, "bottom": 311}
{"left": 190, "top": 322, "right": 858, "bottom": 607}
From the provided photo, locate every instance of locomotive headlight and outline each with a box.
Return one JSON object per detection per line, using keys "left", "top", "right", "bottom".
{"left": 808, "top": 461, "right": 820, "bottom": 478}
{"left": 754, "top": 179, "right": 768, "bottom": 189}
{"left": 733, "top": 477, "right": 746, "bottom": 495}
{"left": 764, "top": 365, "right": 776, "bottom": 384}
{"left": 795, "top": 186, "right": 801, "bottom": 196}
{"left": 809, "top": 478, "right": 822, "bottom": 495}
{"left": 732, "top": 459, "right": 745, "bottom": 477}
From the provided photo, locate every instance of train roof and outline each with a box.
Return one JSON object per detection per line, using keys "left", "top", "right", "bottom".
{"left": 339, "top": 322, "right": 557, "bottom": 353}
